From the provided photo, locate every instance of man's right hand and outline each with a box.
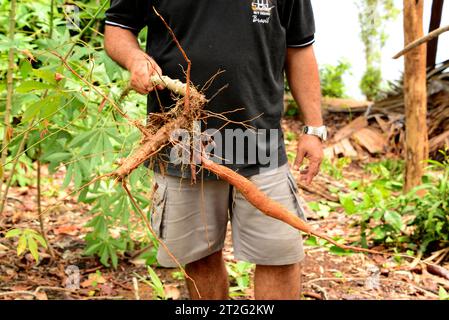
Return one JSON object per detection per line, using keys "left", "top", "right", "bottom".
{"left": 126, "top": 50, "right": 164, "bottom": 95}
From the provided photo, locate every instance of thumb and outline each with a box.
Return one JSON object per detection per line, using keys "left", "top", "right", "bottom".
{"left": 294, "top": 149, "right": 305, "bottom": 171}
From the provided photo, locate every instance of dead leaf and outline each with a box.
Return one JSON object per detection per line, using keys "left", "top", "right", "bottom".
{"left": 130, "top": 258, "right": 147, "bottom": 266}
{"left": 10, "top": 285, "right": 32, "bottom": 292}
{"left": 81, "top": 272, "right": 107, "bottom": 288}
{"left": 98, "top": 284, "right": 116, "bottom": 296}
{"left": 54, "top": 225, "right": 80, "bottom": 236}
{"left": 35, "top": 291, "right": 48, "bottom": 300}
{"left": 164, "top": 284, "right": 181, "bottom": 300}
{"left": 0, "top": 243, "right": 9, "bottom": 254}
{"left": 20, "top": 49, "right": 37, "bottom": 62}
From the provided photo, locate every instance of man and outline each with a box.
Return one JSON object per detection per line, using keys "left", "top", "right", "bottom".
{"left": 104, "top": 0, "right": 326, "bottom": 300}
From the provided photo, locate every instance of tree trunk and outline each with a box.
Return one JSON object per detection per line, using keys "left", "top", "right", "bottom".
{"left": 427, "top": 0, "right": 444, "bottom": 69}
{"left": 403, "top": 0, "right": 428, "bottom": 193}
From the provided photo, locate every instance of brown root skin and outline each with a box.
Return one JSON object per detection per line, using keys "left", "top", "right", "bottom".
{"left": 113, "top": 116, "right": 188, "bottom": 178}
{"left": 201, "top": 156, "right": 382, "bottom": 255}
{"left": 113, "top": 79, "right": 206, "bottom": 179}
{"left": 116, "top": 72, "right": 381, "bottom": 256}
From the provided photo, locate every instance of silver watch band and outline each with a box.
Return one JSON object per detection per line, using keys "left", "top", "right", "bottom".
{"left": 302, "top": 125, "right": 328, "bottom": 141}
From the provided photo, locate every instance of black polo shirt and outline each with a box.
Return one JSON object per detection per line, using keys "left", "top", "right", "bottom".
{"left": 106, "top": 0, "right": 315, "bottom": 178}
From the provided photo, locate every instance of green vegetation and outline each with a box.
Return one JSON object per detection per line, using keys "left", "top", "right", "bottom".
{"left": 226, "top": 261, "right": 254, "bottom": 298}
{"left": 339, "top": 156, "right": 449, "bottom": 255}
{"left": 320, "top": 59, "right": 352, "bottom": 98}
{"left": 0, "top": 0, "right": 157, "bottom": 268}
{"left": 356, "top": 0, "right": 399, "bottom": 100}
{"left": 5, "top": 228, "right": 47, "bottom": 262}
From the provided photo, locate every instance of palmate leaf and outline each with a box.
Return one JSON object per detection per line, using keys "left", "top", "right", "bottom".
{"left": 68, "top": 130, "right": 97, "bottom": 148}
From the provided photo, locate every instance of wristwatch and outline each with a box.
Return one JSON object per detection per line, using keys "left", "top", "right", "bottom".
{"left": 302, "top": 125, "right": 328, "bottom": 142}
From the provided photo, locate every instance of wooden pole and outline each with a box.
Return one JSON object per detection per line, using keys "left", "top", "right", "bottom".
{"left": 403, "top": 0, "right": 428, "bottom": 193}
{"left": 427, "top": 0, "right": 444, "bottom": 69}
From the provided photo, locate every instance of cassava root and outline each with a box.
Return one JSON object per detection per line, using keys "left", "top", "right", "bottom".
{"left": 201, "top": 156, "right": 381, "bottom": 255}
{"left": 116, "top": 72, "right": 381, "bottom": 255}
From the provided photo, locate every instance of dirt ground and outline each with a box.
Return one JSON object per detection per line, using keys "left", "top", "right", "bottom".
{"left": 0, "top": 117, "right": 448, "bottom": 300}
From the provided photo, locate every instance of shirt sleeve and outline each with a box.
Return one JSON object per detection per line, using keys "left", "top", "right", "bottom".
{"left": 280, "top": 0, "right": 316, "bottom": 47}
{"left": 105, "top": 0, "right": 150, "bottom": 34}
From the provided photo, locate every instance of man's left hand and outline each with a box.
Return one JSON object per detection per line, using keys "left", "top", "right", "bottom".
{"left": 293, "top": 134, "right": 324, "bottom": 185}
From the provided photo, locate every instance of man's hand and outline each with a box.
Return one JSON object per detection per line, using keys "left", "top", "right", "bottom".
{"left": 126, "top": 50, "right": 164, "bottom": 95}
{"left": 293, "top": 134, "right": 323, "bottom": 185}
{"left": 104, "top": 26, "right": 164, "bottom": 95}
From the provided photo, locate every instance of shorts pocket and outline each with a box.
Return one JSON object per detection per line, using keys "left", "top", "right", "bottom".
{"left": 286, "top": 171, "right": 308, "bottom": 222}
{"left": 150, "top": 178, "right": 168, "bottom": 240}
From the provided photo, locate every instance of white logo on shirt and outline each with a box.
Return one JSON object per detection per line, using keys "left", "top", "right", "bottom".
{"left": 251, "top": 0, "right": 275, "bottom": 24}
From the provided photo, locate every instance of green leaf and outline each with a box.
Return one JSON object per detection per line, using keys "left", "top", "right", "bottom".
{"left": 62, "top": 164, "right": 73, "bottom": 189}
{"left": 384, "top": 210, "right": 403, "bottom": 231}
{"left": 99, "top": 244, "right": 110, "bottom": 267}
{"left": 304, "top": 236, "right": 318, "bottom": 246}
{"left": 329, "top": 245, "right": 353, "bottom": 256}
{"left": 22, "top": 94, "right": 62, "bottom": 122}
{"left": 68, "top": 130, "right": 95, "bottom": 148}
{"left": 28, "top": 237, "right": 39, "bottom": 262}
{"left": 33, "top": 234, "right": 48, "bottom": 249}
{"left": 439, "top": 287, "right": 449, "bottom": 300}
{"left": 32, "top": 68, "right": 57, "bottom": 85}
{"left": 17, "top": 235, "right": 27, "bottom": 256}
{"left": 339, "top": 194, "right": 357, "bottom": 215}
{"left": 19, "top": 60, "right": 33, "bottom": 78}
{"left": 371, "top": 225, "right": 386, "bottom": 240}
{"left": 73, "top": 163, "right": 83, "bottom": 188}
{"left": 41, "top": 95, "right": 64, "bottom": 119}
{"left": 109, "top": 245, "right": 118, "bottom": 269}
{"left": 84, "top": 242, "right": 103, "bottom": 256}
{"left": 16, "top": 81, "right": 55, "bottom": 93}
{"left": 42, "top": 152, "right": 72, "bottom": 163}
{"left": 147, "top": 266, "right": 165, "bottom": 298}
{"left": 5, "top": 229, "right": 22, "bottom": 238}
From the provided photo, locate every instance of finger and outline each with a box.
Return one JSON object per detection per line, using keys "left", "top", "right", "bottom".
{"left": 134, "top": 86, "right": 149, "bottom": 95}
{"left": 293, "top": 149, "right": 305, "bottom": 171}
{"left": 305, "top": 159, "right": 321, "bottom": 184}
{"left": 154, "top": 66, "right": 165, "bottom": 90}
{"left": 131, "top": 79, "right": 149, "bottom": 95}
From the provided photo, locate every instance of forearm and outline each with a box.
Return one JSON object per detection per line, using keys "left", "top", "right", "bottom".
{"left": 104, "top": 25, "right": 147, "bottom": 71}
{"left": 285, "top": 46, "right": 323, "bottom": 126}
{"left": 104, "top": 25, "right": 163, "bottom": 94}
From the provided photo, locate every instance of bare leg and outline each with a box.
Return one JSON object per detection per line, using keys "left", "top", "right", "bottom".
{"left": 254, "top": 263, "right": 302, "bottom": 300}
{"left": 185, "top": 250, "right": 229, "bottom": 300}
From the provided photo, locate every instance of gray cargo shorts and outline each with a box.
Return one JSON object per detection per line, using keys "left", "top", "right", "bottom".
{"left": 150, "top": 164, "right": 307, "bottom": 267}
